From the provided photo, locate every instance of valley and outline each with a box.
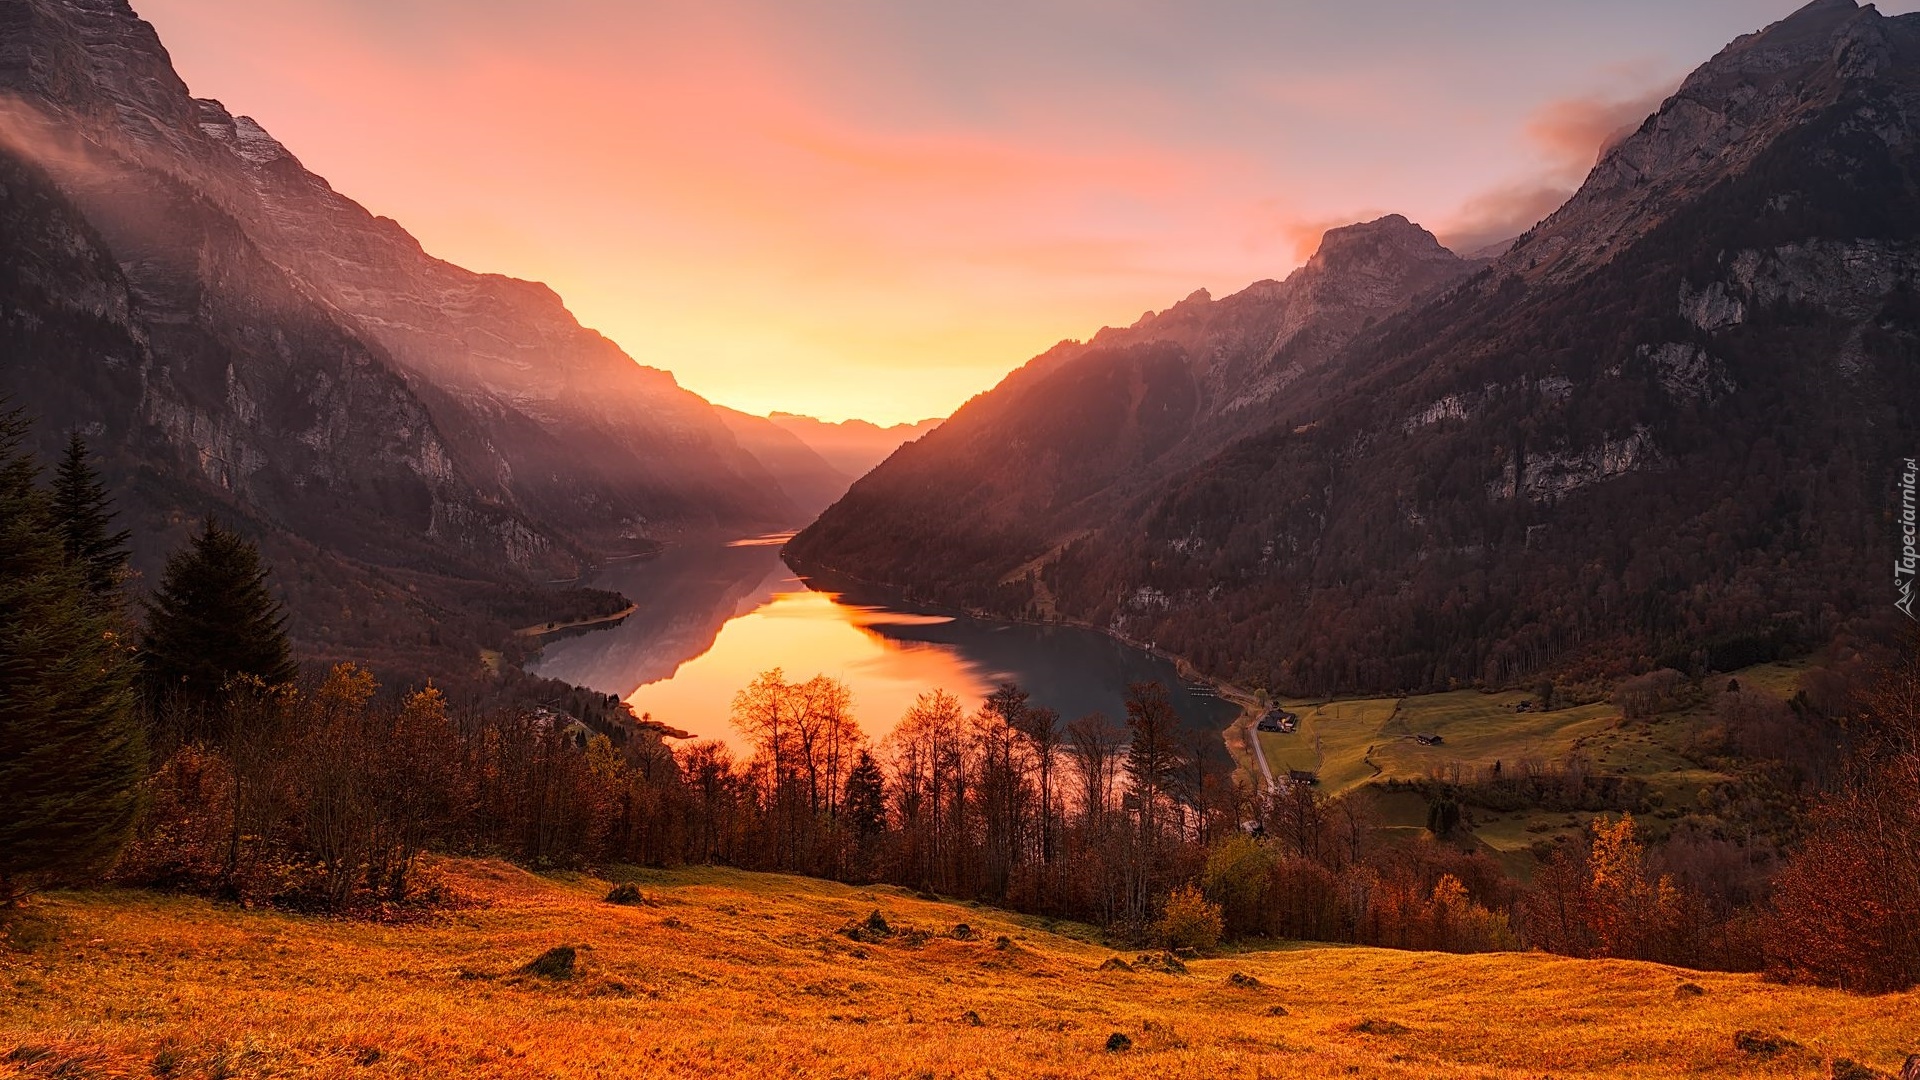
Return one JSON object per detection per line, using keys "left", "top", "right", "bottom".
{"left": 2, "top": 0, "right": 1919, "bottom": 1069}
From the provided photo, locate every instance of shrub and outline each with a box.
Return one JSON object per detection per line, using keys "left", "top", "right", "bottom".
{"left": 1201, "top": 835, "right": 1274, "bottom": 936}
{"left": 1154, "top": 885, "right": 1223, "bottom": 953}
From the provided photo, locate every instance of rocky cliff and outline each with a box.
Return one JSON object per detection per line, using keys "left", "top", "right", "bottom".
{"left": 793, "top": 0, "right": 1920, "bottom": 695}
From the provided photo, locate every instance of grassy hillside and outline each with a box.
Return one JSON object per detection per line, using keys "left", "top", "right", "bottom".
{"left": 3, "top": 859, "right": 1914, "bottom": 1079}
{"left": 1228, "top": 663, "right": 1817, "bottom": 875}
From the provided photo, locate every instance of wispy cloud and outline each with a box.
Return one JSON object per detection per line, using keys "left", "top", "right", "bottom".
{"left": 1436, "top": 82, "right": 1677, "bottom": 255}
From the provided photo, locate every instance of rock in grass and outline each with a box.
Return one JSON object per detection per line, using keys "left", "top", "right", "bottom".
{"left": 1097, "top": 957, "right": 1132, "bottom": 972}
{"left": 1133, "top": 952, "right": 1189, "bottom": 975}
{"left": 1105, "top": 1032, "right": 1132, "bottom": 1052}
{"left": 1352, "top": 1018, "right": 1412, "bottom": 1036}
{"left": 1675, "top": 982, "right": 1705, "bottom": 998}
{"left": 1225, "top": 971, "right": 1262, "bottom": 989}
{"left": 960, "top": 1010, "right": 984, "bottom": 1027}
{"left": 1734, "top": 1030, "right": 1800, "bottom": 1056}
{"left": 520, "top": 946, "right": 577, "bottom": 980}
{"left": 1265, "top": 1004, "right": 1290, "bottom": 1017}
{"left": 865, "top": 910, "right": 892, "bottom": 937}
{"left": 949, "top": 923, "right": 978, "bottom": 941}
{"left": 604, "top": 883, "right": 644, "bottom": 905}
{"left": 1830, "top": 1058, "right": 1888, "bottom": 1080}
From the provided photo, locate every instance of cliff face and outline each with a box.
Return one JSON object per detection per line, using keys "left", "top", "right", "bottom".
{"left": 794, "top": 0, "right": 1920, "bottom": 694}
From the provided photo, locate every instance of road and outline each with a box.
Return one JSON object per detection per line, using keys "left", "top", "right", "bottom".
{"left": 1248, "top": 723, "right": 1279, "bottom": 792}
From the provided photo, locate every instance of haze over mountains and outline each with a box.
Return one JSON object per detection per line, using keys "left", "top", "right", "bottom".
{"left": 0, "top": 0, "right": 867, "bottom": 673}
{"left": 794, "top": 0, "right": 1920, "bottom": 696}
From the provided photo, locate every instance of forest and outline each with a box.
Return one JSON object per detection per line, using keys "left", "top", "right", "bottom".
{"left": 2, "top": 404, "right": 1916, "bottom": 995}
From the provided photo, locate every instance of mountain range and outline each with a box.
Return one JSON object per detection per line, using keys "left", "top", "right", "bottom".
{"left": 0, "top": 0, "right": 869, "bottom": 679}
{"left": 792, "top": 0, "right": 1920, "bottom": 695}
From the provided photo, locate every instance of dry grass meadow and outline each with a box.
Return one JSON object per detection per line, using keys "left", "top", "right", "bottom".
{"left": 2, "top": 858, "right": 1914, "bottom": 1079}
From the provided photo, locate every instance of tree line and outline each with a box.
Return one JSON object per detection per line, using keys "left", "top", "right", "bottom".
{"left": 2, "top": 404, "right": 1914, "bottom": 992}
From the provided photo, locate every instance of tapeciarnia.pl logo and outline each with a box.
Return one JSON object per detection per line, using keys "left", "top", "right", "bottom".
{"left": 1899, "top": 457, "right": 1918, "bottom": 621}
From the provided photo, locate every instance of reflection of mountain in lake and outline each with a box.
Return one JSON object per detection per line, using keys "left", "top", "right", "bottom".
{"left": 531, "top": 540, "right": 1237, "bottom": 753}
{"left": 528, "top": 542, "right": 790, "bottom": 698}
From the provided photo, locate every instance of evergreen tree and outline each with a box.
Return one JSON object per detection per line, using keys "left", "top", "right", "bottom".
{"left": 51, "top": 432, "right": 131, "bottom": 608}
{"left": 0, "top": 407, "right": 146, "bottom": 901}
{"left": 141, "top": 514, "right": 296, "bottom": 710}
{"left": 843, "top": 750, "right": 887, "bottom": 838}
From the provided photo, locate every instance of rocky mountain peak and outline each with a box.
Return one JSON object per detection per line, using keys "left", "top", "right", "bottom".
{"left": 1501, "top": 0, "right": 1915, "bottom": 282}
{"left": 1307, "top": 214, "right": 1456, "bottom": 273}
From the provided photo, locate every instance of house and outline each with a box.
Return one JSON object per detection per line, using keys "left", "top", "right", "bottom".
{"left": 1256, "top": 710, "right": 1299, "bottom": 733}
{"left": 1415, "top": 733, "right": 1444, "bottom": 746}
{"left": 1287, "top": 769, "right": 1319, "bottom": 786}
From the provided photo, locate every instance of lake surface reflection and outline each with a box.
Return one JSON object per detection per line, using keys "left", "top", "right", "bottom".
{"left": 530, "top": 536, "right": 1237, "bottom": 752}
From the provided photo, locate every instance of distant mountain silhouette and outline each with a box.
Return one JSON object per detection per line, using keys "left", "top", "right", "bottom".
{"left": 767, "top": 413, "right": 944, "bottom": 480}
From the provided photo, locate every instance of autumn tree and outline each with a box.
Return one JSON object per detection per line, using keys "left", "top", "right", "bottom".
{"left": 1066, "top": 712, "right": 1125, "bottom": 819}
{"left": 1768, "top": 649, "right": 1920, "bottom": 991}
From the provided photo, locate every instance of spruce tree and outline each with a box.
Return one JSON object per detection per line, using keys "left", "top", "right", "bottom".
{"left": 51, "top": 432, "right": 131, "bottom": 608}
{"left": 0, "top": 407, "right": 146, "bottom": 901}
{"left": 140, "top": 515, "right": 297, "bottom": 710}
{"left": 843, "top": 750, "right": 887, "bottom": 838}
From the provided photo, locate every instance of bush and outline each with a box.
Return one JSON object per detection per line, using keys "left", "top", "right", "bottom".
{"left": 1201, "top": 835, "right": 1274, "bottom": 937}
{"left": 1154, "top": 885, "right": 1223, "bottom": 953}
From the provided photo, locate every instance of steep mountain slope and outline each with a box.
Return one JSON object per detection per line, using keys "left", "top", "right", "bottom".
{"left": 767, "top": 412, "right": 944, "bottom": 478}
{"left": 0, "top": 0, "right": 823, "bottom": 677}
{"left": 715, "top": 407, "right": 852, "bottom": 520}
{"left": 789, "top": 215, "right": 1485, "bottom": 611}
{"left": 0, "top": 0, "right": 804, "bottom": 550}
{"left": 794, "top": 0, "right": 1920, "bottom": 694}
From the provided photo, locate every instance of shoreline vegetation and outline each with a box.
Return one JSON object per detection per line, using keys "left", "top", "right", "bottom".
{"left": 513, "top": 602, "right": 639, "bottom": 639}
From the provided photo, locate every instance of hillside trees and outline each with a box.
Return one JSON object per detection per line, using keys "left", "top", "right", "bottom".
{"left": 0, "top": 410, "right": 145, "bottom": 902}
{"left": 50, "top": 433, "right": 130, "bottom": 607}
{"left": 141, "top": 515, "right": 296, "bottom": 715}
{"left": 1767, "top": 650, "right": 1920, "bottom": 991}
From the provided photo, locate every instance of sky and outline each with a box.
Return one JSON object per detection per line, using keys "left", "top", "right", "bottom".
{"left": 134, "top": 0, "right": 1917, "bottom": 424}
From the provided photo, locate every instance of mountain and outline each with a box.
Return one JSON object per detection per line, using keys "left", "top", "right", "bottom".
{"left": 0, "top": 0, "right": 808, "bottom": 678}
{"left": 789, "top": 215, "right": 1486, "bottom": 611}
{"left": 714, "top": 408, "right": 852, "bottom": 521}
{"left": 767, "top": 413, "right": 944, "bottom": 479}
{"left": 792, "top": 0, "right": 1920, "bottom": 695}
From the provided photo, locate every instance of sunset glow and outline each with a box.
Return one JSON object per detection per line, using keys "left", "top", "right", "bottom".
{"left": 130, "top": 0, "right": 1914, "bottom": 423}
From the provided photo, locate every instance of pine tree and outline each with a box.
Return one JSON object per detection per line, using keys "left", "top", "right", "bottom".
{"left": 140, "top": 514, "right": 297, "bottom": 710}
{"left": 843, "top": 750, "right": 887, "bottom": 838}
{"left": 50, "top": 432, "right": 131, "bottom": 608}
{"left": 0, "top": 407, "right": 146, "bottom": 901}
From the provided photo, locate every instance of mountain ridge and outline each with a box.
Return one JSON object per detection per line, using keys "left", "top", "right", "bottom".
{"left": 792, "top": 0, "right": 1920, "bottom": 694}
{"left": 0, "top": 0, "right": 841, "bottom": 680}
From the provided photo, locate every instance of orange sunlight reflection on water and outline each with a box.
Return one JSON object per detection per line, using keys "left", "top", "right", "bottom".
{"left": 624, "top": 586, "right": 1002, "bottom": 749}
